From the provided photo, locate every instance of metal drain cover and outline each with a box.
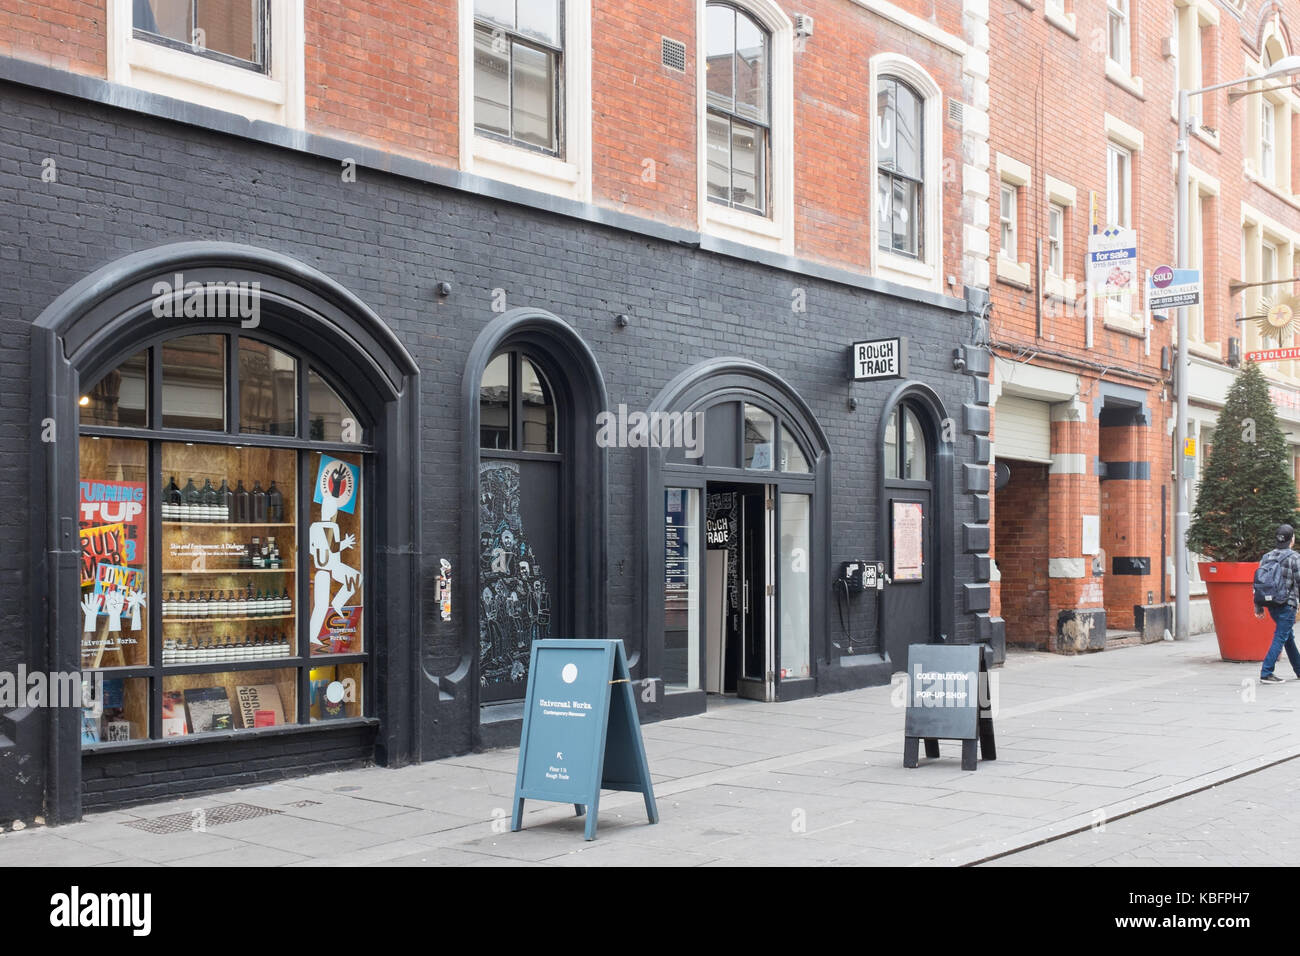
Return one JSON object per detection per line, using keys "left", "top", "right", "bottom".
{"left": 126, "top": 803, "right": 281, "bottom": 834}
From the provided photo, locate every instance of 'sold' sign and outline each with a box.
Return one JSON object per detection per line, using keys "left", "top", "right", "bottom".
{"left": 1147, "top": 266, "right": 1201, "bottom": 310}
{"left": 511, "top": 639, "right": 658, "bottom": 840}
{"left": 851, "top": 338, "right": 907, "bottom": 381}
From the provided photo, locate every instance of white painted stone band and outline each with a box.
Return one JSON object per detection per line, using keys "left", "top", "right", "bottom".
{"left": 1049, "top": 558, "right": 1086, "bottom": 578}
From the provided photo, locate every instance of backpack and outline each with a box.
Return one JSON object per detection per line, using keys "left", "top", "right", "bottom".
{"left": 1254, "top": 551, "right": 1291, "bottom": 606}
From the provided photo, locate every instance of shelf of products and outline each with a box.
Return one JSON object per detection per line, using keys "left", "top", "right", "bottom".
{"left": 164, "top": 569, "right": 294, "bottom": 575}
{"left": 161, "top": 443, "right": 298, "bottom": 662}
{"left": 162, "top": 522, "right": 295, "bottom": 528}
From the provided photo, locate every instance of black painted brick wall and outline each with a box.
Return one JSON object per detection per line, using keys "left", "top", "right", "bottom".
{"left": 0, "top": 80, "right": 981, "bottom": 807}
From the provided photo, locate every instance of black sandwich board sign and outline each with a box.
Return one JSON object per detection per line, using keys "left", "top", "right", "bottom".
{"left": 510, "top": 639, "right": 659, "bottom": 841}
{"left": 902, "top": 643, "right": 996, "bottom": 771}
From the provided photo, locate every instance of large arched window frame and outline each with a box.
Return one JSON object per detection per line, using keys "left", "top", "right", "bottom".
{"left": 870, "top": 54, "right": 944, "bottom": 294}
{"left": 32, "top": 242, "right": 421, "bottom": 823}
{"left": 697, "top": 0, "right": 794, "bottom": 254}
{"left": 74, "top": 327, "right": 376, "bottom": 743}
{"left": 1250, "top": 20, "right": 1296, "bottom": 192}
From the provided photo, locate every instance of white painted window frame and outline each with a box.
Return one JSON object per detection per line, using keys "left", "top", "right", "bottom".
{"left": 459, "top": 0, "right": 592, "bottom": 203}
{"left": 1048, "top": 201, "right": 1065, "bottom": 277}
{"left": 107, "top": 0, "right": 304, "bottom": 128}
{"left": 1106, "top": 142, "right": 1132, "bottom": 229}
{"left": 1107, "top": 0, "right": 1130, "bottom": 73}
{"left": 869, "top": 53, "right": 944, "bottom": 294}
{"left": 1261, "top": 98, "right": 1277, "bottom": 186}
{"left": 999, "top": 183, "right": 1017, "bottom": 265}
{"left": 696, "top": 0, "right": 793, "bottom": 254}
{"left": 1044, "top": 176, "right": 1078, "bottom": 300}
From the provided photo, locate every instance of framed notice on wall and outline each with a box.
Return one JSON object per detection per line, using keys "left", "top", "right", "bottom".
{"left": 892, "top": 501, "right": 924, "bottom": 582}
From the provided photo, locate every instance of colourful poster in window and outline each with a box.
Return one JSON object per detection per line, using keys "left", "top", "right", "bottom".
{"left": 79, "top": 480, "right": 146, "bottom": 563}
{"left": 79, "top": 522, "right": 127, "bottom": 587}
{"left": 310, "top": 453, "right": 362, "bottom": 655}
{"left": 92, "top": 563, "right": 144, "bottom": 621}
{"left": 315, "top": 605, "right": 363, "bottom": 654}
{"left": 313, "top": 455, "right": 359, "bottom": 515}
{"left": 892, "top": 501, "right": 924, "bottom": 582}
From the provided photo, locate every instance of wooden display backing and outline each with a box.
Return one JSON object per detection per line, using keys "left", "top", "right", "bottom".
{"left": 83, "top": 676, "right": 150, "bottom": 744}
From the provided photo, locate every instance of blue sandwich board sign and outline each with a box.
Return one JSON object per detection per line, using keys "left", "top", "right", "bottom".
{"left": 510, "top": 639, "right": 659, "bottom": 841}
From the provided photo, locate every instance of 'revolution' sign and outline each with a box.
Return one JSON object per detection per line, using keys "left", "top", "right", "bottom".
{"left": 850, "top": 337, "right": 908, "bottom": 381}
{"left": 1248, "top": 347, "right": 1300, "bottom": 363}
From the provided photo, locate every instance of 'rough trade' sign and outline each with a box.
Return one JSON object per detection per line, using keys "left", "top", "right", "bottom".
{"left": 850, "top": 337, "right": 907, "bottom": 381}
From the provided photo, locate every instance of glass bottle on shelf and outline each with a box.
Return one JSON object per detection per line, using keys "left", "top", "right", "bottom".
{"left": 281, "top": 587, "right": 291, "bottom": 614}
{"left": 164, "top": 476, "right": 181, "bottom": 521}
{"left": 251, "top": 536, "right": 263, "bottom": 569}
{"left": 234, "top": 479, "right": 250, "bottom": 523}
{"left": 267, "top": 480, "right": 284, "bottom": 522}
{"left": 180, "top": 478, "right": 199, "bottom": 522}
{"left": 200, "top": 479, "right": 218, "bottom": 522}
{"left": 217, "top": 478, "right": 233, "bottom": 522}
{"left": 251, "top": 480, "right": 268, "bottom": 522}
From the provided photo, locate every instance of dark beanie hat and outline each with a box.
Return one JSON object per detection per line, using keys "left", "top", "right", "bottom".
{"left": 1279, "top": 524, "right": 1295, "bottom": 545}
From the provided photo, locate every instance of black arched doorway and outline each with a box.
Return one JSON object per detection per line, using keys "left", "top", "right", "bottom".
{"left": 877, "top": 382, "right": 955, "bottom": 670}
{"left": 644, "top": 358, "right": 830, "bottom": 710}
{"left": 460, "top": 310, "right": 607, "bottom": 737}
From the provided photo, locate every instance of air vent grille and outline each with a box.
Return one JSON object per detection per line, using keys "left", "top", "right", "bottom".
{"left": 662, "top": 37, "right": 686, "bottom": 72}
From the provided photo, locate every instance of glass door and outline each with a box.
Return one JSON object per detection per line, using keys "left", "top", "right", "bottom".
{"left": 737, "top": 484, "right": 776, "bottom": 701}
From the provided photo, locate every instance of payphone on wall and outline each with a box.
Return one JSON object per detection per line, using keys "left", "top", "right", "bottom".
{"left": 839, "top": 560, "right": 886, "bottom": 593}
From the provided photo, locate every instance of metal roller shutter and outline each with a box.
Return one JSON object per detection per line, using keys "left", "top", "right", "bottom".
{"left": 994, "top": 394, "right": 1052, "bottom": 463}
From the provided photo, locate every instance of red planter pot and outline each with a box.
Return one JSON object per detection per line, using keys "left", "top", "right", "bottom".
{"left": 1198, "top": 562, "right": 1277, "bottom": 662}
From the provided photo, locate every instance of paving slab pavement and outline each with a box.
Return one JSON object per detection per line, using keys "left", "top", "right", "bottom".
{"left": 2, "top": 632, "right": 1298, "bottom": 866}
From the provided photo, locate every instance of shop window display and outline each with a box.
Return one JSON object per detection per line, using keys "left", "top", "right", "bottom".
{"left": 77, "top": 334, "right": 368, "bottom": 745}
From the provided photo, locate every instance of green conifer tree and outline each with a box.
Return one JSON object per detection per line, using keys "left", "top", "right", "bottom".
{"left": 1188, "top": 361, "right": 1300, "bottom": 562}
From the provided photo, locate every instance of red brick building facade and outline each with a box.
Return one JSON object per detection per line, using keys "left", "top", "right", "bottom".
{"left": 988, "top": 0, "right": 1300, "bottom": 649}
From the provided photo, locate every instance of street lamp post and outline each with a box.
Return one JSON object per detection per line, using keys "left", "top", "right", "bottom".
{"left": 1174, "top": 56, "right": 1300, "bottom": 641}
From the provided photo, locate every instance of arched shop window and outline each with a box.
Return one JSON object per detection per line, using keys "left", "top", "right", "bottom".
{"left": 77, "top": 332, "right": 371, "bottom": 745}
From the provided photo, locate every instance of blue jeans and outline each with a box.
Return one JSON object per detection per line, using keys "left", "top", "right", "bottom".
{"left": 1262, "top": 604, "right": 1300, "bottom": 679}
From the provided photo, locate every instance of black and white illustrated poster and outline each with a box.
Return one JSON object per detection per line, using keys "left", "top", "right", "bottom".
{"left": 479, "top": 462, "right": 552, "bottom": 692}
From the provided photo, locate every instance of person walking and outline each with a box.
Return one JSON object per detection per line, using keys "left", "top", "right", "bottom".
{"left": 1253, "top": 523, "right": 1300, "bottom": 684}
